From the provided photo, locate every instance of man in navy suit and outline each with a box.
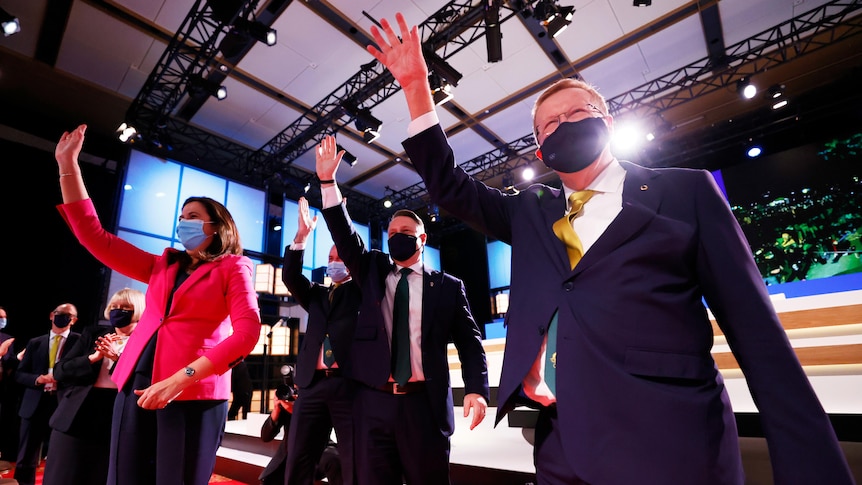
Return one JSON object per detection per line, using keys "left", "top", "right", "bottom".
{"left": 363, "top": 13, "right": 854, "bottom": 485}
{"left": 14, "top": 303, "right": 81, "bottom": 485}
{"left": 315, "top": 134, "right": 490, "bottom": 485}
{"left": 280, "top": 196, "right": 361, "bottom": 485}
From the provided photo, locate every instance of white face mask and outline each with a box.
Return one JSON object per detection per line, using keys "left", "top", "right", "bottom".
{"left": 327, "top": 261, "right": 349, "bottom": 283}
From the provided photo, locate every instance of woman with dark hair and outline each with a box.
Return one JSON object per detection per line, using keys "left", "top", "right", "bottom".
{"left": 53, "top": 124, "right": 262, "bottom": 485}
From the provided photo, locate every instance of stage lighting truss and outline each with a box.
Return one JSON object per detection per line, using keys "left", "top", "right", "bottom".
{"left": 534, "top": 0, "right": 575, "bottom": 38}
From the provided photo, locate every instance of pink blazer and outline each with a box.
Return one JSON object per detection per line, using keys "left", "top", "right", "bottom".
{"left": 57, "top": 198, "right": 261, "bottom": 400}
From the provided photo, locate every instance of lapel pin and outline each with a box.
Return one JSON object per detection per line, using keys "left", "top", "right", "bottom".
{"left": 640, "top": 184, "right": 648, "bottom": 191}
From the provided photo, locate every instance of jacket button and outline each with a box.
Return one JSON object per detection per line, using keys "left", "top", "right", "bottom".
{"left": 563, "top": 282, "right": 574, "bottom": 291}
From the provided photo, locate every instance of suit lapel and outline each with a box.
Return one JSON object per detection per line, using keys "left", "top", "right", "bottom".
{"left": 420, "top": 269, "right": 442, "bottom": 342}
{"left": 573, "top": 162, "right": 662, "bottom": 275}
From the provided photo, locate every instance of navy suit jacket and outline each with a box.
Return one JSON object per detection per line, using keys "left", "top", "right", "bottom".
{"left": 282, "top": 247, "right": 362, "bottom": 388}
{"left": 15, "top": 330, "right": 81, "bottom": 420}
{"left": 403, "top": 124, "right": 851, "bottom": 484}
{"left": 322, "top": 203, "right": 490, "bottom": 436}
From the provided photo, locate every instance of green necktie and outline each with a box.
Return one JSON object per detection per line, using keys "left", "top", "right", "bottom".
{"left": 391, "top": 268, "right": 412, "bottom": 386}
{"left": 546, "top": 190, "right": 595, "bottom": 394}
{"left": 49, "top": 334, "right": 61, "bottom": 368}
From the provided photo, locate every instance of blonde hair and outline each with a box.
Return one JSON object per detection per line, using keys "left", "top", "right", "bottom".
{"left": 531, "top": 78, "right": 609, "bottom": 141}
{"left": 103, "top": 288, "right": 146, "bottom": 323}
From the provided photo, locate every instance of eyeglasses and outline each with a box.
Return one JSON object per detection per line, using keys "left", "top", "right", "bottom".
{"left": 536, "top": 103, "right": 605, "bottom": 142}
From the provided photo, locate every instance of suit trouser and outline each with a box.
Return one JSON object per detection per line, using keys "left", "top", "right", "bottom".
{"left": 354, "top": 385, "right": 450, "bottom": 485}
{"left": 14, "top": 395, "right": 56, "bottom": 485}
{"left": 285, "top": 374, "right": 354, "bottom": 485}
{"left": 107, "top": 373, "right": 227, "bottom": 485}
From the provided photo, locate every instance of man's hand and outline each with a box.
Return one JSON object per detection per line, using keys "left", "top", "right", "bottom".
{"left": 0, "top": 337, "right": 13, "bottom": 357}
{"left": 463, "top": 393, "right": 489, "bottom": 430}
{"left": 367, "top": 13, "right": 429, "bottom": 95}
{"left": 294, "top": 196, "right": 317, "bottom": 244}
{"left": 315, "top": 134, "right": 344, "bottom": 182}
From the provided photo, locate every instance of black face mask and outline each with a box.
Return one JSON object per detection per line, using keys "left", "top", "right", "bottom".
{"left": 388, "top": 233, "right": 419, "bottom": 262}
{"left": 539, "top": 116, "right": 609, "bottom": 174}
{"left": 109, "top": 308, "right": 135, "bottom": 329}
{"left": 53, "top": 313, "right": 73, "bottom": 329}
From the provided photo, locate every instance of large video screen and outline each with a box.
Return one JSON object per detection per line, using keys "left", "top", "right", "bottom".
{"left": 719, "top": 132, "right": 862, "bottom": 298}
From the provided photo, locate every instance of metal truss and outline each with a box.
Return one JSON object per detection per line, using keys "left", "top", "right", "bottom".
{"left": 384, "top": 0, "right": 862, "bottom": 215}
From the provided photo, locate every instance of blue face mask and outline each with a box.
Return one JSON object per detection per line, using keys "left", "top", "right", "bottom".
{"left": 176, "top": 219, "right": 212, "bottom": 250}
{"left": 0, "top": 317, "right": 7, "bottom": 330}
{"left": 327, "top": 261, "right": 349, "bottom": 282}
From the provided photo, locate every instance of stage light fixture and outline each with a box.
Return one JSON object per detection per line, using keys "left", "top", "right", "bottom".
{"left": 484, "top": 1, "right": 503, "bottom": 63}
{"left": 429, "top": 73, "right": 454, "bottom": 106}
{"left": 233, "top": 17, "right": 277, "bottom": 46}
{"left": 1, "top": 7, "right": 20, "bottom": 37}
{"left": 382, "top": 187, "right": 394, "bottom": 209}
{"left": 771, "top": 99, "right": 789, "bottom": 110}
{"left": 188, "top": 74, "right": 227, "bottom": 101}
{"left": 767, "top": 84, "right": 785, "bottom": 99}
{"left": 737, "top": 77, "right": 756, "bottom": 100}
{"left": 423, "top": 47, "right": 463, "bottom": 87}
{"left": 354, "top": 108, "right": 382, "bottom": 144}
{"left": 534, "top": 1, "right": 575, "bottom": 38}
{"left": 428, "top": 204, "right": 440, "bottom": 223}
{"left": 116, "top": 123, "right": 139, "bottom": 143}
{"left": 634, "top": 0, "right": 652, "bottom": 6}
{"left": 337, "top": 145, "right": 358, "bottom": 167}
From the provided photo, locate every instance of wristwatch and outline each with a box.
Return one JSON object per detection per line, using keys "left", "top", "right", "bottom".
{"left": 184, "top": 366, "right": 196, "bottom": 378}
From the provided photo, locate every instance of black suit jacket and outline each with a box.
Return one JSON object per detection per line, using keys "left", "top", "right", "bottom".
{"left": 49, "top": 324, "right": 113, "bottom": 432}
{"left": 281, "top": 247, "right": 361, "bottom": 388}
{"left": 322, "top": 203, "right": 490, "bottom": 436}
{"left": 15, "top": 330, "right": 81, "bottom": 419}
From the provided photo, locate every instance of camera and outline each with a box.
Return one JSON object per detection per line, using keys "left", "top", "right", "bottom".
{"left": 275, "top": 364, "right": 296, "bottom": 401}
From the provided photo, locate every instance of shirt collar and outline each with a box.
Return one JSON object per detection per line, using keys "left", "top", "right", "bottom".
{"left": 561, "top": 158, "right": 625, "bottom": 208}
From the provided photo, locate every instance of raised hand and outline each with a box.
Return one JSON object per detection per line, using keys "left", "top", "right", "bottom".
{"left": 315, "top": 134, "right": 344, "bottom": 182}
{"left": 367, "top": 13, "right": 428, "bottom": 92}
{"left": 55, "top": 124, "right": 86, "bottom": 168}
{"left": 294, "top": 196, "right": 318, "bottom": 245}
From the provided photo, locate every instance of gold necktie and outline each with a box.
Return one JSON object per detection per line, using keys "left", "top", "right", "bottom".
{"left": 552, "top": 190, "right": 596, "bottom": 269}
{"left": 49, "top": 334, "right": 61, "bottom": 367}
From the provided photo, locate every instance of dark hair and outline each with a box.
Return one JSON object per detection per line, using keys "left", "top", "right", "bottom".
{"left": 390, "top": 209, "right": 425, "bottom": 229}
{"left": 181, "top": 197, "right": 243, "bottom": 264}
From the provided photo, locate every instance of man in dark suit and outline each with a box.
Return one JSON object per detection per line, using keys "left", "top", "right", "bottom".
{"left": 280, "top": 195, "right": 361, "bottom": 485}
{"left": 315, "top": 134, "right": 490, "bottom": 485}
{"left": 0, "top": 305, "right": 20, "bottom": 462}
{"left": 258, "top": 396, "right": 342, "bottom": 485}
{"left": 14, "top": 303, "right": 81, "bottom": 485}
{"left": 363, "top": 13, "right": 854, "bottom": 485}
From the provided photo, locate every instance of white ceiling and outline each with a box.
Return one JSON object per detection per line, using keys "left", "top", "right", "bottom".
{"left": 1, "top": 0, "right": 860, "bottom": 210}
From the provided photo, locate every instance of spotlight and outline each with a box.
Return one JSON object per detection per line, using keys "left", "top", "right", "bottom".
{"left": 737, "top": 77, "right": 756, "bottom": 100}
{"left": 767, "top": 84, "right": 785, "bottom": 99}
{"left": 771, "top": 99, "right": 789, "bottom": 110}
{"left": 546, "top": 6, "right": 574, "bottom": 38}
{"left": 634, "top": 0, "right": 652, "bottom": 6}
{"left": 429, "top": 73, "right": 454, "bottom": 106}
{"left": 428, "top": 204, "right": 440, "bottom": 223}
{"left": 383, "top": 197, "right": 393, "bottom": 209}
{"left": 423, "top": 47, "right": 463, "bottom": 87}
{"left": 1, "top": 7, "right": 20, "bottom": 37}
{"left": 484, "top": 1, "right": 503, "bottom": 63}
{"left": 116, "top": 123, "right": 139, "bottom": 143}
{"left": 354, "top": 108, "right": 382, "bottom": 144}
{"left": 382, "top": 187, "right": 394, "bottom": 209}
{"left": 337, "top": 145, "right": 358, "bottom": 167}
{"left": 232, "top": 17, "right": 277, "bottom": 46}
{"left": 746, "top": 143, "right": 763, "bottom": 158}
{"left": 188, "top": 73, "right": 227, "bottom": 100}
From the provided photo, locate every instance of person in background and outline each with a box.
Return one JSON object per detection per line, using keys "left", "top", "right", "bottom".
{"left": 281, "top": 196, "right": 361, "bottom": 485}
{"left": 365, "top": 13, "right": 854, "bottom": 484}
{"left": 42, "top": 287, "right": 145, "bottom": 485}
{"left": 54, "top": 124, "right": 261, "bottom": 485}
{"left": 316, "top": 134, "right": 490, "bottom": 485}
{"left": 0, "top": 305, "right": 20, "bottom": 462}
{"left": 258, "top": 395, "right": 343, "bottom": 485}
{"left": 227, "top": 359, "right": 253, "bottom": 421}
{"left": 13, "top": 303, "right": 81, "bottom": 485}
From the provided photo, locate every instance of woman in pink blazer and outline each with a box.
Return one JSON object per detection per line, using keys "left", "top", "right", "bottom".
{"left": 54, "top": 124, "right": 261, "bottom": 485}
